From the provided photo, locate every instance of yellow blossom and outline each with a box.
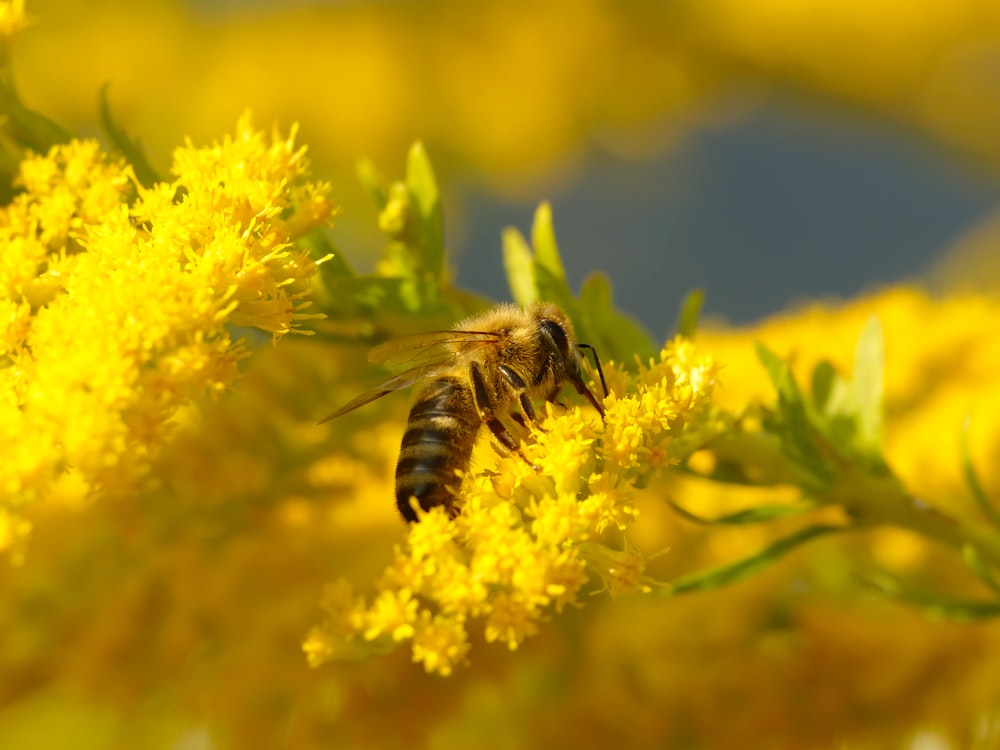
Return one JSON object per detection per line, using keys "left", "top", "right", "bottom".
{"left": 485, "top": 591, "right": 541, "bottom": 649}
{"left": 0, "top": 115, "right": 336, "bottom": 557}
{"left": 578, "top": 539, "right": 662, "bottom": 598}
{"left": 306, "top": 337, "right": 718, "bottom": 671}
{"left": 364, "top": 589, "right": 418, "bottom": 642}
{"left": 411, "top": 611, "right": 471, "bottom": 676}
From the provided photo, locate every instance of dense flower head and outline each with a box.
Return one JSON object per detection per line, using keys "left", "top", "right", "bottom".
{"left": 304, "top": 338, "right": 720, "bottom": 674}
{"left": 0, "top": 114, "right": 336, "bottom": 560}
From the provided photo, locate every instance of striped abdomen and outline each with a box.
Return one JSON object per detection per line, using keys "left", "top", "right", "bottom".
{"left": 395, "top": 377, "right": 481, "bottom": 522}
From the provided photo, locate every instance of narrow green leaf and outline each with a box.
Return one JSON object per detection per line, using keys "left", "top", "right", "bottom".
{"left": 406, "top": 141, "right": 444, "bottom": 280}
{"left": 963, "top": 544, "right": 1000, "bottom": 597}
{"left": 668, "top": 498, "right": 818, "bottom": 525}
{"left": 755, "top": 341, "right": 797, "bottom": 404}
{"left": 577, "top": 270, "right": 612, "bottom": 313}
{"left": 0, "top": 71, "right": 71, "bottom": 153}
{"left": 867, "top": 570, "right": 1000, "bottom": 621}
{"left": 356, "top": 157, "right": 390, "bottom": 211}
{"left": 506, "top": 203, "right": 655, "bottom": 367}
{"left": 533, "top": 263, "right": 579, "bottom": 321}
{"left": 960, "top": 416, "right": 1000, "bottom": 529}
{"left": 666, "top": 524, "right": 842, "bottom": 595}
{"left": 851, "top": 316, "right": 884, "bottom": 449}
{"left": 811, "top": 360, "right": 836, "bottom": 413}
{"left": 304, "top": 229, "right": 354, "bottom": 277}
{"left": 98, "top": 85, "right": 160, "bottom": 188}
{"left": 530, "top": 202, "right": 567, "bottom": 285}
{"left": 676, "top": 288, "right": 704, "bottom": 339}
{"left": 755, "top": 341, "right": 831, "bottom": 482}
{"left": 501, "top": 227, "right": 537, "bottom": 307}
{"left": 578, "top": 273, "right": 656, "bottom": 366}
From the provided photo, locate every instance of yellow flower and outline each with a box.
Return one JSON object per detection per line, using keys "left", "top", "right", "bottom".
{"left": 484, "top": 591, "right": 541, "bottom": 649}
{"left": 306, "top": 337, "right": 718, "bottom": 673}
{"left": 578, "top": 539, "right": 662, "bottom": 598}
{"left": 364, "top": 589, "right": 418, "bottom": 642}
{"left": 411, "top": 611, "right": 471, "bottom": 676}
{"left": 603, "top": 336, "right": 719, "bottom": 486}
{"left": 0, "top": 115, "right": 336, "bottom": 557}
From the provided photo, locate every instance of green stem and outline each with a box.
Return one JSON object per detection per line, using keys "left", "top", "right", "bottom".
{"left": 832, "top": 468, "right": 1000, "bottom": 570}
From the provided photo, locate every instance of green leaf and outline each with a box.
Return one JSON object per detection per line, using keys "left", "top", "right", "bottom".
{"left": 533, "top": 262, "right": 580, "bottom": 321}
{"left": 963, "top": 544, "right": 1000, "bottom": 597}
{"left": 668, "top": 498, "right": 819, "bottom": 525}
{"left": 356, "top": 156, "right": 390, "bottom": 211}
{"left": 811, "top": 360, "right": 837, "bottom": 413}
{"left": 666, "top": 524, "right": 843, "bottom": 595}
{"left": 578, "top": 272, "right": 656, "bottom": 365}
{"left": 755, "top": 342, "right": 832, "bottom": 483}
{"left": 405, "top": 141, "right": 444, "bottom": 280}
{"left": 523, "top": 203, "right": 578, "bottom": 320}
{"left": 960, "top": 416, "right": 1000, "bottom": 530}
{"left": 502, "top": 203, "right": 655, "bottom": 367}
{"left": 850, "top": 316, "right": 884, "bottom": 449}
{"left": 866, "top": 570, "right": 1000, "bottom": 621}
{"left": 98, "top": 85, "right": 160, "bottom": 188}
{"left": 0, "top": 71, "right": 71, "bottom": 154}
{"left": 501, "top": 227, "right": 537, "bottom": 307}
{"left": 530, "top": 201, "right": 567, "bottom": 286}
{"left": 304, "top": 229, "right": 354, "bottom": 278}
{"left": 676, "top": 288, "right": 704, "bottom": 339}
{"left": 501, "top": 203, "right": 579, "bottom": 318}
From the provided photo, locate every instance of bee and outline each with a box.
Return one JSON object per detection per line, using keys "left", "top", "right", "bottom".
{"left": 319, "top": 302, "right": 609, "bottom": 522}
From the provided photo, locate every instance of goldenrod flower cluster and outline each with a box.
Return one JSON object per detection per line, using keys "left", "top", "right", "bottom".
{"left": 0, "top": 114, "right": 336, "bottom": 560}
{"left": 304, "top": 338, "right": 719, "bottom": 675}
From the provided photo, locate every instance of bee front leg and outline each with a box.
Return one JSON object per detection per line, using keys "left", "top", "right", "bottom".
{"left": 471, "top": 361, "right": 540, "bottom": 470}
{"left": 510, "top": 412, "right": 529, "bottom": 430}
{"left": 542, "top": 384, "right": 569, "bottom": 412}
{"left": 498, "top": 364, "right": 545, "bottom": 431}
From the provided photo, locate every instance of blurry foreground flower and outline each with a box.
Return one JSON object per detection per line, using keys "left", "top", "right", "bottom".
{"left": 305, "top": 337, "right": 720, "bottom": 674}
{"left": 0, "top": 113, "right": 336, "bottom": 560}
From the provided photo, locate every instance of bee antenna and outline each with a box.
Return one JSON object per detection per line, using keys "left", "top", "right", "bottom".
{"left": 577, "top": 343, "right": 609, "bottom": 397}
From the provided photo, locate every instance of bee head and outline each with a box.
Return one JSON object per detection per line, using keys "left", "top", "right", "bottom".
{"left": 531, "top": 302, "right": 576, "bottom": 360}
{"left": 532, "top": 303, "right": 607, "bottom": 416}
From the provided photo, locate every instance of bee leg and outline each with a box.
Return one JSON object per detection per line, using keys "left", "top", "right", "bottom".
{"left": 498, "top": 364, "right": 545, "bottom": 432}
{"left": 519, "top": 394, "right": 548, "bottom": 431}
{"left": 471, "top": 361, "right": 540, "bottom": 470}
{"left": 541, "top": 385, "right": 569, "bottom": 413}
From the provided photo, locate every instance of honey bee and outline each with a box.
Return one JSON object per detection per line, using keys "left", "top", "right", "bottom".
{"left": 319, "top": 302, "right": 609, "bottom": 522}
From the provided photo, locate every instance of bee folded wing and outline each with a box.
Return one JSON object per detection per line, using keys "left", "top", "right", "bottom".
{"left": 319, "top": 329, "right": 503, "bottom": 424}
{"left": 368, "top": 330, "right": 502, "bottom": 367}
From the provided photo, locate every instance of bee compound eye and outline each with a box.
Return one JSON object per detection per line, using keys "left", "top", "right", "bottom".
{"left": 539, "top": 319, "right": 570, "bottom": 356}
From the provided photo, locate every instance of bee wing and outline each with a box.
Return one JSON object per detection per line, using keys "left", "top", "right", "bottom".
{"left": 317, "top": 360, "right": 444, "bottom": 423}
{"left": 368, "top": 329, "right": 503, "bottom": 368}
{"left": 318, "top": 329, "right": 504, "bottom": 424}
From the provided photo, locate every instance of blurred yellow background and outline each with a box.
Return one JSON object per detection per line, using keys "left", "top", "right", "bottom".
{"left": 15, "top": 0, "right": 1000, "bottom": 332}
{"left": 5, "top": 1, "right": 1000, "bottom": 748}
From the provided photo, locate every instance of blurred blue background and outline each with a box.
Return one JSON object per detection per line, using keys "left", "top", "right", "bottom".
{"left": 455, "top": 101, "right": 1000, "bottom": 338}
